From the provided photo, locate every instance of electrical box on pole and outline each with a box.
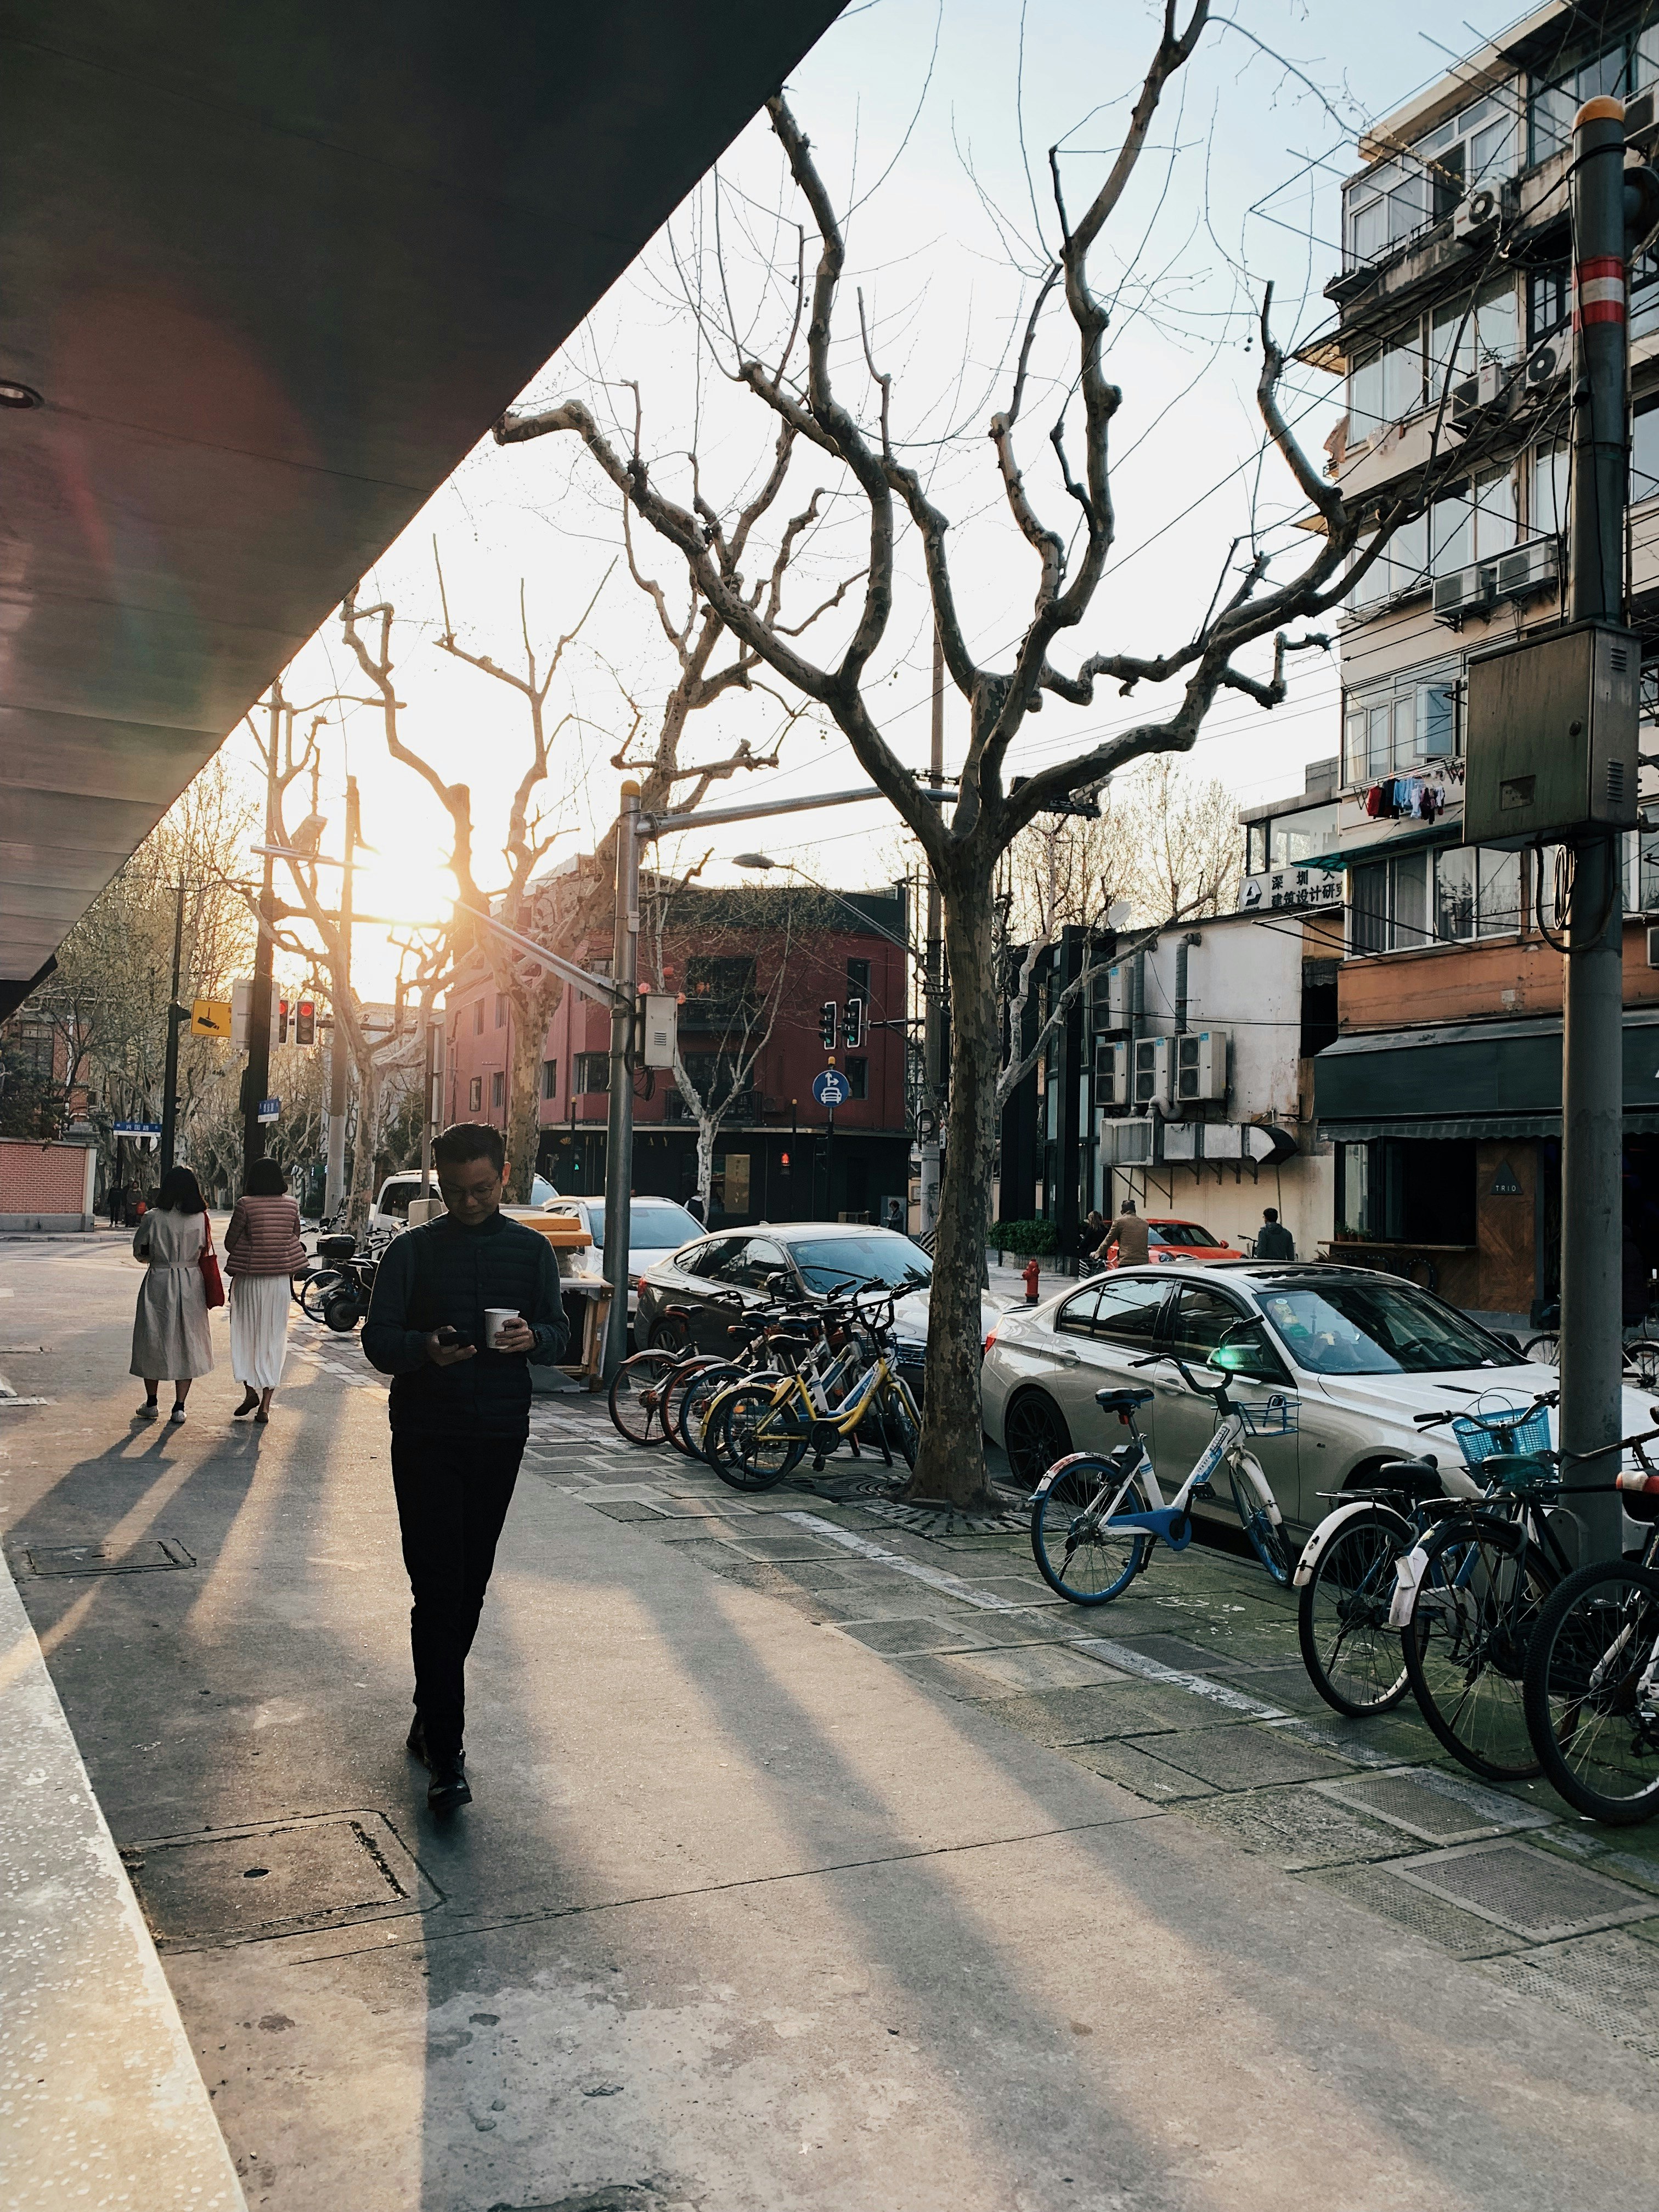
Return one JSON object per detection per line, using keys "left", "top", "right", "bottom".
{"left": 230, "top": 978, "right": 252, "bottom": 1055}
{"left": 1463, "top": 621, "right": 1640, "bottom": 847}
{"left": 640, "top": 994, "right": 678, "bottom": 1069}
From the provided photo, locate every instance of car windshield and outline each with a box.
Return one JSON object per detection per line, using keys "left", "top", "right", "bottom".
{"left": 788, "top": 1234, "right": 933, "bottom": 1295}
{"left": 1257, "top": 1280, "right": 1523, "bottom": 1375}
{"left": 1151, "top": 1222, "right": 1223, "bottom": 1247}
{"left": 578, "top": 1199, "right": 704, "bottom": 1252}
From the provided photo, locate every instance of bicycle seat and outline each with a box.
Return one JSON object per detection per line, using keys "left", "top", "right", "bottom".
{"left": 1376, "top": 1458, "right": 1442, "bottom": 1502}
{"left": 1096, "top": 1387, "right": 1154, "bottom": 1414}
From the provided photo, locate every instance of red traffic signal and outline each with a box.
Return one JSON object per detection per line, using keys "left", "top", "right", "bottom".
{"left": 295, "top": 999, "right": 316, "bottom": 1047}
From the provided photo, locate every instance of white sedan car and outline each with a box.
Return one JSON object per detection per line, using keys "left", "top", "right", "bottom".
{"left": 983, "top": 1260, "right": 1653, "bottom": 1543}
{"left": 537, "top": 1195, "right": 707, "bottom": 1319}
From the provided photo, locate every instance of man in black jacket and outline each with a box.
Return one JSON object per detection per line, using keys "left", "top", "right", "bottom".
{"left": 363, "top": 1122, "right": 567, "bottom": 1812}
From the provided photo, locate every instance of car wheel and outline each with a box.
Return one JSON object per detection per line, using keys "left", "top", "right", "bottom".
{"left": 1003, "top": 1390, "right": 1073, "bottom": 1489}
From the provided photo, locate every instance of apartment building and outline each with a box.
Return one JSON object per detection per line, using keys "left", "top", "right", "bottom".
{"left": 1310, "top": 5, "right": 1659, "bottom": 1323}
{"left": 444, "top": 878, "right": 911, "bottom": 1230}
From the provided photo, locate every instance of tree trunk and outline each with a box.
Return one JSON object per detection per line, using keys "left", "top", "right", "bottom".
{"left": 696, "top": 1114, "right": 717, "bottom": 1211}
{"left": 345, "top": 1060, "right": 380, "bottom": 1232}
{"left": 905, "top": 856, "right": 1001, "bottom": 1510}
{"left": 505, "top": 994, "right": 547, "bottom": 1201}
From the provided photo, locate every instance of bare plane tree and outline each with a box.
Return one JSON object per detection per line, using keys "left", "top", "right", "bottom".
{"left": 497, "top": 5, "right": 1447, "bottom": 1506}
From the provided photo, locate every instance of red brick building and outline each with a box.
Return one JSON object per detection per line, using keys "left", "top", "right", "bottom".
{"left": 443, "top": 883, "right": 912, "bottom": 1229}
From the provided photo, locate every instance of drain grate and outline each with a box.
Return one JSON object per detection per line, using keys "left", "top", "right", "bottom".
{"left": 1481, "top": 1930, "right": 1659, "bottom": 2062}
{"left": 126, "top": 1808, "right": 439, "bottom": 1950}
{"left": 1136, "top": 1724, "right": 1354, "bottom": 1791}
{"left": 1314, "top": 1767, "right": 1555, "bottom": 1847}
{"left": 1302, "top": 1863, "right": 1522, "bottom": 1957}
{"left": 1392, "top": 1841, "right": 1655, "bottom": 1943}
{"left": 23, "top": 1537, "right": 194, "bottom": 1577}
{"left": 1186, "top": 1785, "right": 1401, "bottom": 1869}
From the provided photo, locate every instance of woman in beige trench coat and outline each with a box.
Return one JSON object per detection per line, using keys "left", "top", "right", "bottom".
{"left": 131, "top": 1165, "right": 214, "bottom": 1423}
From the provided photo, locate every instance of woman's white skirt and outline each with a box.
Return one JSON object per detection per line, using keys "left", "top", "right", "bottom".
{"left": 230, "top": 1272, "right": 291, "bottom": 1390}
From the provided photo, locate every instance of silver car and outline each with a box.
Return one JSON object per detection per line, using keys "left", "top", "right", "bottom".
{"left": 538, "top": 1195, "right": 707, "bottom": 1319}
{"left": 983, "top": 1260, "right": 1653, "bottom": 1540}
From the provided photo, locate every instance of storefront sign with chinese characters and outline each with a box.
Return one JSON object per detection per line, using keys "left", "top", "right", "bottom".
{"left": 1237, "top": 865, "right": 1344, "bottom": 913}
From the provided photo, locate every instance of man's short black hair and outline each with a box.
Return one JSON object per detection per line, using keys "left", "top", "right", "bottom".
{"left": 1120, "top": 1198, "right": 1137, "bottom": 1214}
{"left": 1263, "top": 1207, "right": 1279, "bottom": 1222}
{"left": 433, "top": 1122, "right": 505, "bottom": 1175}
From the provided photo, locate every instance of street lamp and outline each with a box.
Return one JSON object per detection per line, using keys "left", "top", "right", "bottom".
{"left": 732, "top": 854, "right": 913, "bottom": 954}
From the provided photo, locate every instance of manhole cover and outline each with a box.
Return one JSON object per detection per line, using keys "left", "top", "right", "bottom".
{"left": 1315, "top": 1767, "right": 1554, "bottom": 1846}
{"left": 1302, "top": 1863, "right": 1520, "bottom": 1957}
{"left": 23, "top": 1537, "right": 194, "bottom": 1577}
{"left": 1482, "top": 1930, "right": 1659, "bottom": 2062}
{"left": 126, "top": 1809, "right": 439, "bottom": 1950}
{"left": 1392, "top": 1841, "right": 1654, "bottom": 1943}
{"left": 1137, "top": 1725, "right": 1353, "bottom": 1791}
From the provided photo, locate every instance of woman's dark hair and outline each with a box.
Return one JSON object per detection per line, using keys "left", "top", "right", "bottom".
{"left": 156, "top": 1166, "right": 206, "bottom": 1214}
{"left": 245, "top": 1158, "right": 289, "bottom": 1197}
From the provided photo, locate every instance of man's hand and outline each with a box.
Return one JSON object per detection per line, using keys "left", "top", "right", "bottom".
{"left": 493, "top": 1317, "right": 535, "bottom": 1355}
{"left": 424, "top": 1331, "right": 477, "bottom": 1367}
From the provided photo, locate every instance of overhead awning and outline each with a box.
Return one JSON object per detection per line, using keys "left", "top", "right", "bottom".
{"left": 1314, "top": 1010, "right": 1659, "bottom": 1133}
{"left": 0, "top": 2, "right": 846, "bottom": 1009}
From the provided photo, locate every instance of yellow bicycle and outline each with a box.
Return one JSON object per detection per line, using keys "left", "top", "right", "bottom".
{"left": 707, "top": 1293, "right": 921, "bottom": 1492}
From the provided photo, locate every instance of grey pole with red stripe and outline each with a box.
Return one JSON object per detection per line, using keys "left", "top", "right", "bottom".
{"left": 1560, "top": 94, "right": 1630, "bottom": 1558}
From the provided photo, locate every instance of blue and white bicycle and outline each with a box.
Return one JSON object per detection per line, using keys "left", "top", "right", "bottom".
{"left": 1029, "top": 1344, "right": 1296, "bottom": 1605}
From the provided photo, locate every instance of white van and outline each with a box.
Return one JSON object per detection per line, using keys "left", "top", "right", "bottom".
{"left": 369, "top": 1169, "right": 556, "bottom": 1232}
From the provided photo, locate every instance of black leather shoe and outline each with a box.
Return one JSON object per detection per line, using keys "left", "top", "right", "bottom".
{"left": 405, "top": 1714, "right": 430, "bottom": 1768}
{"left": 427, "top": 1753, "right": 471, "bottom": 1813}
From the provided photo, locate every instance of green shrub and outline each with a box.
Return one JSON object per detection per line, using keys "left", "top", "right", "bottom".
{"left": 993, "top": 1217, "right": 1057, "bottom": 1256}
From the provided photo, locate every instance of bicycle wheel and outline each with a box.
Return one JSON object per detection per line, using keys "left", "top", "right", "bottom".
{"left": 659, "top": 1357, "right": 723, "bottom": 1454}
{"left": 1030, "top": 1454, "right": 1150, "bottom": 1605}
{"left": 648, "top": 1311, "right": 693, "bottom": 1355}
{"left": 608, "top": 1349, "right": 679, "bottom": 1446}
{"left": 1523, "top": 1560, "right": 1659, "bottom": 1824}
{"left": 1522, "top": 1332, "right": 1559, "bottom": 1368}
{"left": 1229, "top": 1462, "right": 1294, "bottom": 1586}
{"left": 1297, "top": 1509, "right": 1412, "bottom": 1717}
{"left": 300, "top": 1269, "right": 342, "bottom": 1322}
{"left": 712, "top": 1381, "right": 810, "bottom": 1492}
{"left": 1403, "top": 1515, "right": 1548, "bottom": 1781}
{"left": 678, "top": 1363, "right": 743, "bottom": 1460}
{"left": 882, "top": 1376, "right": 920, "bottom": 1471}
{"left": 1624, "top": 1339, "right": 1659, "bottom": 1391}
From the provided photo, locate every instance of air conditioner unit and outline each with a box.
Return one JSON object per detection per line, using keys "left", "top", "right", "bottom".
{"left": 1522, "top": 339, "right": 1563, "bottom": 396}
{"left": 1175, "top": 1030, "right": 1229, "bottom": 1103}
{"left": 1093, "top": 1039, "right": 1130, "bottom": 1108}
{"left": 1106, "top": 1119, "right": 1153, "bottom": 1167}
{"left": 1453, "top": 184, "right": 1503, "bottom": 244}
{"left": 1449, "top": 359, "right": 1502, "bottom": 428}
{"left": 1627, "top": 88, "right": 1659, "bottom": 152}
{"left": 1432, "top": 537, "right": 1559, "bottom": 618}
{"left": 1132, "top": 1035, "right": 1171, "bottom": 1107}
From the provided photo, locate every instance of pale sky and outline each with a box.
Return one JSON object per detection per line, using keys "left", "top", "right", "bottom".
{"left": 239, "top": 0, "right": 1526, "bottom": 999}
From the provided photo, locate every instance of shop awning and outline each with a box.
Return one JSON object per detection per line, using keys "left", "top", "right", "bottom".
{"left": 1314, "top": 1011, "right": 1659, "bottom": 1133}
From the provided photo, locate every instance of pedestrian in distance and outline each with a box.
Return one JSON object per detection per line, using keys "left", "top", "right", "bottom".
{"left": 1255, "top": 1207, "right": 1295, "bottom": 1261}
{"left": 225, "top": 1158, "right": 306, "bottom": 1424}
{"left": 684, "top": 1191, "right": 706, "bottom": 1224}
{"left": 363, "top": 1122, "right": 568, "bottom": 1815}
{"left": 1080, "top": 1209, "right": 1108, "bottom": 1260}
{"left": 131, "top": 1165, "right": 215, "bottom": 1423}
{"left": 1105, "top": 1198, "right": 1149, "bottom": 1268}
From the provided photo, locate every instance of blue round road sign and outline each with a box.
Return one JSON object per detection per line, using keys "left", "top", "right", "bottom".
{"left": 812, "top": 1069, "right": 850, "bottom": 1108}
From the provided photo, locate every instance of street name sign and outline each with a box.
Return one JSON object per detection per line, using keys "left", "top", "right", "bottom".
{"left": 257, "top": 1096, "right": 280, "bottom": 1124}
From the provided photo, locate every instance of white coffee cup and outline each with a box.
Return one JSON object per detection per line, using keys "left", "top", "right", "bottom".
{"left": 483, "top": 1307, "right": 519, "bottom": 1350}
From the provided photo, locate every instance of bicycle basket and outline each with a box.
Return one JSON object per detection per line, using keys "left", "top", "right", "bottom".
{"left": 1235, "top": 1391, "right": 1298, "bottom": 1437}
{"left": 1451, "top": 1403, "right": 1550, "bottom": 1469}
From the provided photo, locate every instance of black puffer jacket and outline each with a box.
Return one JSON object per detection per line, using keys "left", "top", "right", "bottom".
{"left": 363, "top": 1212, "right": 567, "bottom": 1440}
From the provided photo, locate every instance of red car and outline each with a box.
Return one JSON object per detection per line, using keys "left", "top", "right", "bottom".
{"left": 1107, "top": 1216, "right": 1244, "bottom": 1266}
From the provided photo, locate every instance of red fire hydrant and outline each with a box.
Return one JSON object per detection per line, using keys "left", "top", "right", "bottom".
{"left": 1022, "top": 1255, "right": 1041, "bottom": 1305}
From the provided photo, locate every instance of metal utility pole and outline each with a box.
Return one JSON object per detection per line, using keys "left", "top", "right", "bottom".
{"left": 419, "top": 1016, "right": 443, "bottom": 1203}
{"left": 241, "top": 685, "right": 281, "bottom": 1181}
{"left": 920, "top": 628, "right": 945, "bottom": 1231}
{"left": 324, "top": 776, "right": 359, "bottom": 1217}
{"left": 1561, "top": 93, "right": 1631, "bottom": 1559}
{"left": 601, "top": 782, "right": 641, "bottom": 1379}
{"left": 159, "top": 881, "right": 186, "bottom": 1172}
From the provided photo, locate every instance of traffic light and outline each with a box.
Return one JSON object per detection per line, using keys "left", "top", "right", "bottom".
{"left": 272, "top": 996, "right": 289, "bottom": 1048}
{"left": 843, "top": 995, "right": 864, "bottom": 1049}
{"left": 295, "top": 998, "right": 315, "bottom": 1047}
{"left": 819, "top": 1001, "right": 838, "bottom": 1052}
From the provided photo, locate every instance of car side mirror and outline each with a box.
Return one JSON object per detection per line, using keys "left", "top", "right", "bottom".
{"left": 1499, "top": 1330, "right": 1522, "bottom": 1353}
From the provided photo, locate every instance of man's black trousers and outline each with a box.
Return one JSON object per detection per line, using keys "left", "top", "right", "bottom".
{"left": 390, "top": 1432, "right": 522, "bottom": 1760}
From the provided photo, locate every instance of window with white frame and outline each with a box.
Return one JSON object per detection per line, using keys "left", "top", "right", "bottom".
{"left": 1344, "top": 89, "right": 1520, "bottom": 272}
{"left": 1634, "top": 404, "right": 1659, "bottom": 506}
{"left": 1343, "top": 665, "right": 1459, "bottom": 785}
{"left": 1532, "top": 441, "right": 1569, "bottom": 538}
{"left": 1347, "top": 512, "right": 1429, "bottom": 611}
{"left": 1428, "top": 278, "right": 1519, "bottom": 392}
{"left": 1429, "top": 467, "right": 1517, "bottom": 576}
{"left": 1530, "top": 31, "right": 1659, "bottom": 167}
{"left": 1350, "top": 845, "right": 1523, "bottom": 955}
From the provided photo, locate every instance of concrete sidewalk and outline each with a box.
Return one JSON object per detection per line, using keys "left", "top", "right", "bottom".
{"left": 4, "top": 1232, "right": 1659, "bottom": 2209}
